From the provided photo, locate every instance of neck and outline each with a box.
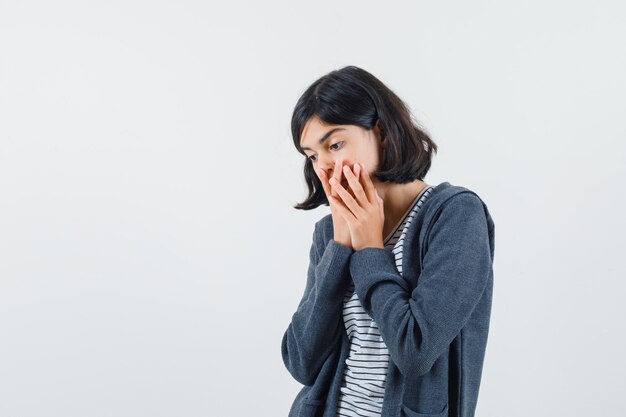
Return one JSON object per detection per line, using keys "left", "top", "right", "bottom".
{"left": 374, "top": 179, "right": 429, "bottom": 240}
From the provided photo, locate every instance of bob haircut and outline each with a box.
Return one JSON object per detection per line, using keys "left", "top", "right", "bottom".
{"left": 292, "top": 65, "right": 438, "bottom": 210}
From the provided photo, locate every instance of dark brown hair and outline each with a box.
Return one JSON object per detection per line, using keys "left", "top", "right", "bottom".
{"left": 292, "top": 65, "right": 438, "bottom": 210}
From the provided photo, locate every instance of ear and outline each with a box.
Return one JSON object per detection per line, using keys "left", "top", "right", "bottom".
{"left": 374, "top": 119, "right": 387, "bottom": 146}
{"left": 375, "top": 119, "right": 386, "bottom": 143}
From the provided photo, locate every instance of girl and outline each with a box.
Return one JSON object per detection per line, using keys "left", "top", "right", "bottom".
{"left": 281, "top": 66, "right": 495, "bottom": 417}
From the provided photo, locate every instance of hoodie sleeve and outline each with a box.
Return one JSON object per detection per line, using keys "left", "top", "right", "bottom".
{"left": 281, "top": 221, "right": 354, "bottom": 386}
{"left": 348, "top": 193, "right": 493, "bottom": 379}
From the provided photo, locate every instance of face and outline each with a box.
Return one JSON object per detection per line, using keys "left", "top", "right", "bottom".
{"left": 299, "top": 115, "right": 384, "bottom": 188}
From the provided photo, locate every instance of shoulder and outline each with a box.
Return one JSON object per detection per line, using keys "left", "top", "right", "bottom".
{"left": 314, "top": 213, "right": 333, "bottom": 230}
{"left": 442, "top": 190, "right": 485, "bottom": 215}
{"left": 425, "top": 181, "right": 491, "bottom": 218}
{"left": 424, "top": 182, "right": 495, "bottom": 249}
{"left": 312, "top": 213, "right": 334, "bottom": 248}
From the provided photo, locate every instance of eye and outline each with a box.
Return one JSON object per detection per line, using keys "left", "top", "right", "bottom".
{"left": 306, "top": 141, "right": 344, "bottom": 162}
{"left": 330, "top": 141, "right": 344, "bottom": 151}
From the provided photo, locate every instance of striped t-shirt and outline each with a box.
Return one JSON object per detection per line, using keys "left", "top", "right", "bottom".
{"left": 335, "top": 184, "right": 434, "bottom": 417}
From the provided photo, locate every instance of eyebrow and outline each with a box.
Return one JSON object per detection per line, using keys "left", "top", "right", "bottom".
{"left": 301, "top": 127, "right": 346, "bottom": 151}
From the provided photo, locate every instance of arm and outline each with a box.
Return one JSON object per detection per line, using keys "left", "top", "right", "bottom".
{"left": 281, "top": 222, "right": 354, "bottom": 385}
{"left": 349, "top": 193, "right": 493, "bottom": 378}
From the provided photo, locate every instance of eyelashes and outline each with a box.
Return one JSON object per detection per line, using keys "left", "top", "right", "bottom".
{"left": 307, "top": 141, "right": 344, "bottom": 162}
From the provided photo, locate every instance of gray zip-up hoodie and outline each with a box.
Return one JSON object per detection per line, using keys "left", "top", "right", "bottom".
{"left": 281, "top": 181, "right": 496, "bottom": 417}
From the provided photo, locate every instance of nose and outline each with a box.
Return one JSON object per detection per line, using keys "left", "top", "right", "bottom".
{"left": 327, "top": 161, "right": 345, "bottom": 178}
{"left": 320, "top": 157, "right": 337, "bottom": 177}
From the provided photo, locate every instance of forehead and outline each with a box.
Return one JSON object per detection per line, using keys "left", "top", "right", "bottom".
{"left": 300, "top": 116, "right": 351, "bottom": 149}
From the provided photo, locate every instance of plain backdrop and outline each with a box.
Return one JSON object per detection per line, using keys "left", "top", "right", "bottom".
{"left": 1, "top": 1, "right": 625, "bottom": 416}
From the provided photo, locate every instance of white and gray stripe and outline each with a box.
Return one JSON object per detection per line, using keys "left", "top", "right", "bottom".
{"left": 335, "top": 185, "right": 434, "bottom": 417}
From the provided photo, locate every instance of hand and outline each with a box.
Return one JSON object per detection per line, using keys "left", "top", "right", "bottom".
{"left": 327, "top": 162, "right": 385, "bottom": 251}
{"left": 318, "top": 159, "right": 360, "bottom": 249}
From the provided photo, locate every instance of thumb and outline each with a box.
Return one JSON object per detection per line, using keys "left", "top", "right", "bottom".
{"left": 376, "top": 192, "right": 384, "bottom": 214}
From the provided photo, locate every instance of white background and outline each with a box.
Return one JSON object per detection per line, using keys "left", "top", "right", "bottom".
{"left": 1, "top": 1, "right": 625, "bottom": 416}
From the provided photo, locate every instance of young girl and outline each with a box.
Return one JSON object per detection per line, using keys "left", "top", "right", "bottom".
{"left": 281, "top": 66, "right": 495, "bottom": 417}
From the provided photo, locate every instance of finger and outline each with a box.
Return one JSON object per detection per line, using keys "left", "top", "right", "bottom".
{"left": 318, "top": 164, "right": 340, "bottom": 200}
{"left": 330, "top": 172, "right": 365, "bottom": 219}
{"left": 333, "top": 160, "right": 353, "bottom": 199}
{"left": 342, "top": 163, "right": 369, "bottom": 208}
{"left": 376, "top": 191, "right": 384, "bottom": 217}
{"left": 318, "top": 168, "right": 332, "bottom": 198}
{"left": 352, "top": 163, "right": 359, "bottom": 199}
{"left": 332, "top": 160, "right": 343, "bottom": 198}
{"left": 348, "top": 163, "right": 361, "bottom": 197}
{"left": 359, "top": 163, "right": 377, "bottom": 204}
{"left": 328, "top": 194, "right": 355, "bottom": 224}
